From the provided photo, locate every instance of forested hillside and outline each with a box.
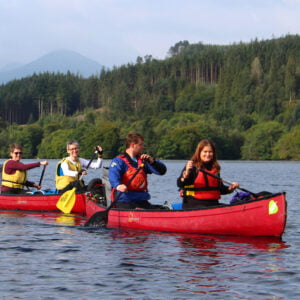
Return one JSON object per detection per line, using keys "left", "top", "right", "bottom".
{"left": 0, "top": 35, "right": 300, "bottom": 160}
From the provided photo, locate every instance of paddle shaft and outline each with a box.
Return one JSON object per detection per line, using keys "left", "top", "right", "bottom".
{"left": 79, "top": 150, "right": 98, "bottom": 180}
{"left": 85, "top": 162, "right": 145, "bottom": 226}
{"left": 197, "top": 168, "right": 254, "bottom": 194}
{"left": 38, "top": 165, "right": 46, "bottom": 186}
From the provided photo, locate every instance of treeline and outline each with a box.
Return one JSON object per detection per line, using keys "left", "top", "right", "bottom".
{"left": 0, "top": 35, "right": 300, "bottom": 160}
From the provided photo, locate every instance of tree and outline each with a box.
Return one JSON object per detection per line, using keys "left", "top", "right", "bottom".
{"left": 273, "top": 124, "right": 300, "bottom": 159}
{"left": 168, "top": 41, "right": 190, "bottom": 57}
{"left": 241, "top": 121, "right": 285, "bottom": 159}
{"left": 284, "top": 56, "right": 297, "bottom": 102}
{"left": 19, "top": 124, "right": 44, "bottom": 158}
{"left": 80, "top": 122, "right": 121, "bottom": 158}
{"left": 38, "top": 129, "right": 76, "bottom": 158}
{"left": 251, "top": 57, "right": 263, "bottom": 84}
{"left": 156, "top": 137, "right": 178, "bottom": 159}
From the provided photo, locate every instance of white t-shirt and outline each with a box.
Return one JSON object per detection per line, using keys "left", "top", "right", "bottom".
{"left": 61, "top": 157, "right": 102, "bottom": 177}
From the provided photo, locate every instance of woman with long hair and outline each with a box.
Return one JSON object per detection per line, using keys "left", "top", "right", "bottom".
{"left": 177, "top": 139, "right": 239, "bottom": 209}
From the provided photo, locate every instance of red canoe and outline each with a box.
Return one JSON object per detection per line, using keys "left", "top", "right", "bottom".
{"left": 0, "top": 191, "right": 86, "bottom": 214}
{"left": 0, "top": 178, "right": 104, "bottom": 214}
{"left": 85, "top": 192, "right": 287, "bottom": 237}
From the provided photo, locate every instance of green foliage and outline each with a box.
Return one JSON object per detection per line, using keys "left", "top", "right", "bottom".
{"left": 18, "top": 124, "right": 44, "bottom": 158}
{"left": 273, "top": 124, "right": 300, "bottom": 159}
{"left": 167, "top": 125, "right": 204, "bottom": 159}
{"left": 291, "top": 103, "right": 300, "bottom": 126}
{"left": 38, "top": 129, "right": 76, "bottom": 158}
{"left": 1, "top": 35, "right": 300, "bottom": 159}
{"left": 0, "top": 130, "right": 9, "bottom": 158}
{"left": 175, "top": 84, "right": 215, "bottom": 113}
{"left": 156, "top": 137, "right": 179, "bottom": 159}
{"left": 78, "top": 121, "right": 121, "bottom": 158}
{"left": 0, "top": 123, "right": 43, "bottom": 158}
{"left": 241, "top": 121, "right": 285, "bottom": 159}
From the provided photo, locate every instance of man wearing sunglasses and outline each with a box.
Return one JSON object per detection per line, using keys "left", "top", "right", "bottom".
{"left": 1, "top": 143, "right": 48, "bottom": 194}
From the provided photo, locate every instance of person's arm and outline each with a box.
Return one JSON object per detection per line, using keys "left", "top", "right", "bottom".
{"left": 220, "top": 179, "right": 239, "bottom": 195}
{"left": 108, "top": 158, "right": 125, "bottom": 189}
{"left": 60, "top": 161, "right": 78, "bottom": 178}
{"left": 25, "top": 180, "right": 38, "bottom": 188}
{"left": 5, "top": 160, "right": 40, "bottom": 173}
{"left": 177, "top": 166, "right": 197, "bottom": 188}
{"left": 79, "top": 157, "right": 103, "bottom": 169}
{"left": 146, "top": 160, "right": 167, "bottom": 175}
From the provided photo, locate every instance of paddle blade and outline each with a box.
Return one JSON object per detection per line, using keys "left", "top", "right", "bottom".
{"left": 56, "top": 188, "right": 76, "bottom": 213}
{"left": 84, "top": 211, "right": 108, "bottom": 227}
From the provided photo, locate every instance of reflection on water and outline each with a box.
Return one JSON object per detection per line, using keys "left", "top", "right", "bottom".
{"left": 92, "top": 229, "right": 293, "bottom": 298}
{"left": 0, "top": 211, "right": 86, "bottom": 228}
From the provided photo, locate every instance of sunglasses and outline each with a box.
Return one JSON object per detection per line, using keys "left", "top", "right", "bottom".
{"left": 14, "top": 152, "right": 23, "bottom": 155}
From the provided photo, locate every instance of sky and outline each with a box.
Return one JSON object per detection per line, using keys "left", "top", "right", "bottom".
{"left": 0, "top": 0, "right": 300, "bottom": 69}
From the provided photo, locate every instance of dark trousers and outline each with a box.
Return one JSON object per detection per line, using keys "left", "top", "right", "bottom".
{"left": 183, "top": 197, "right": 220, "bottom": 209}
{"left": 58, "top": 180, "right": 86, "bottom": 194}
{"left": 0, "top": 188, "right": 27, "bottom": 195}
{"left": 115, "top": 200, "right": 162, "bottom": 210}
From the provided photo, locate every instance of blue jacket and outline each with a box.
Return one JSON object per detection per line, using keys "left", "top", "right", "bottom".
{"left": 109, "top": 154, "right": 167, "bottom": 203}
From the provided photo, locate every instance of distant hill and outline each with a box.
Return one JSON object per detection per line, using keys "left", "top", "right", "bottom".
{"left": 0, "top": 50, "right": 103, "bottom": 84}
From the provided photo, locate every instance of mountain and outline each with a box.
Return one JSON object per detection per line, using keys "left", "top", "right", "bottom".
{"left": 0, "top": 50, "right": 103, "bottom": 84}
{"left": 0, "top": 62, "right": 24, "bottom": 72}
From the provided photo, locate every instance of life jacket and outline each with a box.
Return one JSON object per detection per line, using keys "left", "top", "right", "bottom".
{"left": 118, "top": 155, "right": 148, "bottom": 191}
{"left": 55, "top": 158, "right": 82, "bottom": 190}
{"left": 183, "top": 168, "right": 221, "bottom": 200}
{"left": 1, "top": 159, "right": 27, "bottom": 189}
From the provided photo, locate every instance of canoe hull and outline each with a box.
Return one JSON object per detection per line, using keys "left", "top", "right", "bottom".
{"left": 0, "top": 193, "right": 86, "bottom": 214}
{"left": 86, "top": 193, "right": 287, "bottom": 237}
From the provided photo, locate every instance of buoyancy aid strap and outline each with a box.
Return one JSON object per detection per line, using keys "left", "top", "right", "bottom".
{"left": 184, "top": 187, "right": 220, "bottom": 191}
{"left": 110, "top": 187, "right": 116, "bottom": 203}
{"left": 197, "top": 167, "right": 220, "bottom": 182}
{"left": 181, "top": 186, "right": 219, "bottom": 197}
{"left": 1, "top": 178, "right": 27, "bottom": 185}
{"left": 118, "top": 154, "right": 143, "bottom": 168}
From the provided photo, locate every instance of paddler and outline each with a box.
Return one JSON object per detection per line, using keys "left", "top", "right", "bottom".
{"left": 55, "top": 140, "right": 103, "bottom": 193}
{"left": 109, "top": 132, "right": 168, "bottom": 209}
{"left": 1, "top": 143, "right": 48, "bottom": 194}
{"left": 177, "top": 139, "right": 239, "bottom": 209}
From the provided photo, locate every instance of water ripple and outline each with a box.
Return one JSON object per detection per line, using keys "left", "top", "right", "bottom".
{"left": 0, "top": 160, "right": 299, "bottom": 298}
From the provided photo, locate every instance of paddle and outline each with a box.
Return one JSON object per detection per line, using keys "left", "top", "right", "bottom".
{"left": 56, "top": 150, "right": 98, "bottom": 213}
{"left": 84, "top": 161, "right": 145, "bottom": 227}
{"left": 38, "top": 165, "right": 46, "bottom": 187}
{"left": 197, "top": 168, "right": 255, "bottom": 195}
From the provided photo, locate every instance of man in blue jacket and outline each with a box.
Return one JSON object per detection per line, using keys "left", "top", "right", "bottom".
{"left": 109, "top": 132, "right": 167, "bottom": 209}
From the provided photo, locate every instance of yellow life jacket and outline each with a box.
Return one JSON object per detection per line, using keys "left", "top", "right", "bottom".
{"left": 55, "top": 158, "right": 82, "bottom": 190}
{"left": 1, "top": 159, "right": 27, "bottom": 189}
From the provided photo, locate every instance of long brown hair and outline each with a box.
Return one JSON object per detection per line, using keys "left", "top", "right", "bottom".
{"left": 190, "top": 139, "right": 220, "bottom": 171}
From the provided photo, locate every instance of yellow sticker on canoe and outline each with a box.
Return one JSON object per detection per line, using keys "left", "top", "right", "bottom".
{"left": 128, "top": 212, "right": 140, "bottom": 223}
{"left": 269, "top": 200, "right": 278, "bottom": 215}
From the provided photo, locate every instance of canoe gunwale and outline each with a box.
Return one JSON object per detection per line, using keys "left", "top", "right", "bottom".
{"left": 106, "top": 191, "right": 286, "bottom": 213}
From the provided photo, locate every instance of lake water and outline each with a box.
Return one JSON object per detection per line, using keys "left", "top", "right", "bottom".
{"left": 0, "top": 159, "right": 299, "bottom": 299}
